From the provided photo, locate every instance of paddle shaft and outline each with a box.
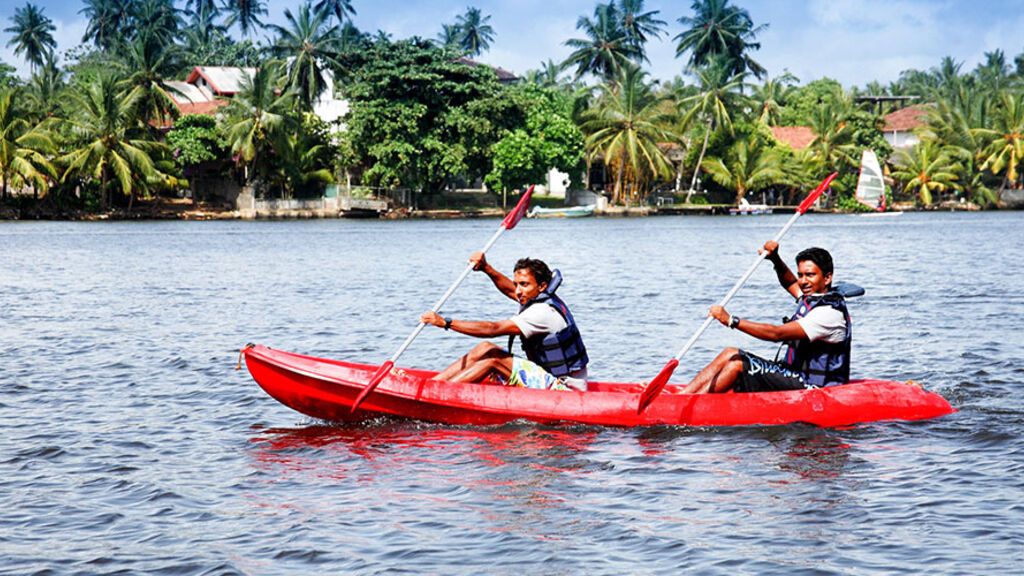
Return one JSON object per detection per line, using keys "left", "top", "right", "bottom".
{"left": 636, "top": 173, "right": 836, "bottom": 413}
{"left": 669, "top": 209, "right": 805, "bottom": 363}
{"left": 382, "top": 229, "right": 505, "bottom": 366}
{"left": 351, "top": 185, "right": 536, "bottom": 412}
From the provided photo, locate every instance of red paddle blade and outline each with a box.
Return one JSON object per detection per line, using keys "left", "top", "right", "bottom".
{"left": 637, "top": 359, "right": 679, "bottom": 414}
{"left": 796, "top": 172, "right": 838, "bottom": 214}
{"left": 501, "top": 185, "right": 536, "bottom": 230}
{"left": 352, "top": 361, "right": 393, "bottom": 412}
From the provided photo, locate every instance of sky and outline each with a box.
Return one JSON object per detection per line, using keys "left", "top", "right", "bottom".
{"left": 4, "top": 0, "right": 1024, "bottom": 88}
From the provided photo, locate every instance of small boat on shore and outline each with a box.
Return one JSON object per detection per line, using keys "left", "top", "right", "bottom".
{"left": 528, "top": 204, "right": 596, "bottom": 218}
{"left": 242, "top": 345, "right": 955, "bottom": 428}
{"left": 729, "top": 198, "right": 773, "bottom": 215}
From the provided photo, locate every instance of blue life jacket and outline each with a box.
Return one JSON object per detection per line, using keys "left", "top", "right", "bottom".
{"left": 509, "top": 270, "right": 589, "bottom": 377}
{"left": 782, "top": 290, "right": 852, "bottom": 388}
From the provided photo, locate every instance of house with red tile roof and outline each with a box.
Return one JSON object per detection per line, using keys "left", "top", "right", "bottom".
{"left": 882, "top": 104, "right": 929, "bottom": 150}
{"left": 770, "top": 126, "right": 815, "bottom": 150}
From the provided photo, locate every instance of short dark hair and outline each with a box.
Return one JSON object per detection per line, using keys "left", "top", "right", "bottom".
{"left": 514, "top": 258, "right": 552, "bottom": 286}
{"left": 795, "top": 247, "right": 834, "bottom": 276}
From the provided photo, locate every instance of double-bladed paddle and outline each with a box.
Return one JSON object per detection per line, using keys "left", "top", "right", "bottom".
{"left": 636, "top": 173, "right": 838, "bottom": 413}
{"left": 351, "top": 185, "right": 537, "bottom": 412}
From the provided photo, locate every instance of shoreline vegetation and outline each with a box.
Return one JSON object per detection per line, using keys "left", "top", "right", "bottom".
{"left": 1, "top": 0, "right": 1022, "bottom": 222}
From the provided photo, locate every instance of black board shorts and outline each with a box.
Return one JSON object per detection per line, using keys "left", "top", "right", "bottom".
{"left": 734, "top": 350, "right": 807, "bottom": 393}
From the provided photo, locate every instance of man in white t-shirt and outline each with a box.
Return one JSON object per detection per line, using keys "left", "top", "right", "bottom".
{"left": 682, "top": 242, "right": 852, "bottom": 393}
{"left": 421, "top": 254, "right": 589, "bottom": 391}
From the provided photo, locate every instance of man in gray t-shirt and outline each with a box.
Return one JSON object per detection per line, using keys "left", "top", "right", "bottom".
{"left": 421, "top": 254, "right": 589, "bottom": 391}
{"left": 682, "top": 242, "right": 851, "bottom": 394}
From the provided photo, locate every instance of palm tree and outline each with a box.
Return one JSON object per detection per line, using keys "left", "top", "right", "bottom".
{"left": 221, "top": 63, "right": 295, "bottom": 188}
{"left": 581, "top": 66, "right": 675, "bottom": 205}
{"left": 563, "top": 3, "right": 640, "bottom": 83}
{"left": 890, "top": 141, "right": 959, "bottom": 206}
{"left": 130, "top": 0, "right": 183, "bottom": 47}
{"left": 5, "top": 3, "right": 56, "bottom": 73}
{"left": 0, "top": 87, "right": 56, "bottom": 202}
{"left": 313, "top": 0, "right": 355, "bottom": 25}
{"left": 436, "top": 23, "right": 460, "bottom": 50}
{"left": 617, "top": 0, "right": 666, "bottom": 63}
{"left": 267, "top": 2, "right": 341, "bottom": 113}
{"left": 455, "top": 7, "right": 495, "bottom": 57}
{"left": 80, "top": 0, "right": 133, "bottom": 52}
{"left": 802, "top": 90, "right": 858, "bottom": 177}
{"left": 60, "top": 72, "right": 167, "bottom": 210}
{"left": 702, "top": 135, "right": 786, "bottom": 204}
{"left": 24, "top": 55, "right": 64, "bottom": 121}
{"left": 750, "top": 72, "right": 797, "bottom": 126}
{"left": 679, "top": 55, "right": 747, "bottom": 201}
{"left": 185, "top": 0, "right": 219, "bottom": 19}
{"left": 117, "top": 33, "right": 183, "bottom": 128}
{"left": 974, "top": 90, "right": 1024, "bottom": 190}
{"left": 675, "top": 0, "right": 767, "bottom": 79}
{"left": 223, "top": 0, "right": 267, "bottom": 38}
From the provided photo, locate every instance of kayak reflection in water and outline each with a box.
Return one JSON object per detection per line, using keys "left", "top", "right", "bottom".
{"left": 683, "top": 242, "right": 852, "bottom": 394}
{"left": 421, "top": 253, "right": 589, "bottom": 391}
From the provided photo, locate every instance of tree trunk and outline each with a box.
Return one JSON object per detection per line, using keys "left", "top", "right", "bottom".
{"left": 613, "top": 154, "right": 625, "bottom": 205}
{"left": 686, "top": 118, "right": 713, "bottom": 203}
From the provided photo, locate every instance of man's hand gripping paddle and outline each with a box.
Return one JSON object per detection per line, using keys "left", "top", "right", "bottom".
{"left": 351, "top": 186, "right": 536, "bottom": 412}
{"left": 636, "top": 173, "right": 838, "bottom": 414}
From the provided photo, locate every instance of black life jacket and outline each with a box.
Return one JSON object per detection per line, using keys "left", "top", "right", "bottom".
{"left": 782, "top": 290, "right": 852, "bottom": 388}
{"left": 508, "top": 270, "right": 589, "bottom": 377}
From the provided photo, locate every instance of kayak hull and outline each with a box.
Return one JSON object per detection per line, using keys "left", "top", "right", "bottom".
{"left": 242, "top": 345, "right": 956, "bottom": 427}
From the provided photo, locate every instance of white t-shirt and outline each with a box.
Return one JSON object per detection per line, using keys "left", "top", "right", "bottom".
{"left": 510, "top": 303, "right": 589, "bottom": 388}
{"left": 795, "top": 305, "right": 847, "bottom": 343}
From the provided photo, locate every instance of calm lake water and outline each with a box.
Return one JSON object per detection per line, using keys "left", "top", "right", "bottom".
{"left": 1, "top": 212, "right": 1022, "bottom": 575}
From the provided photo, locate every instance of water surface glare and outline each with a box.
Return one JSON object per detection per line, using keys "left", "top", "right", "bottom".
{"left": 1, "top": 212, "right": 1022, "bottom": 575}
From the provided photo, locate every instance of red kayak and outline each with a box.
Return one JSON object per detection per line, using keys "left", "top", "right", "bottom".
{"left": 241, "top": 345, "right": 955, "bottom": 427}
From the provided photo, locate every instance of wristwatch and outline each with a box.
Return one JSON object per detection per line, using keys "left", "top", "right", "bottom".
{"left": 729, "top": 315, "right": 741, "bottom": 329}
{"left": 444, "top": 317, "right": 452, "bottom": 330}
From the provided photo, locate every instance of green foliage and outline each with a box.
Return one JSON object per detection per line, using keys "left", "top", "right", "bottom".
{"left": 166, "top": 114, "right": 225, "bottom": 167}
{"left": 778, "top": 78, "right": 844, "bottom": 126}
{"left": 342, "top": 38, "right": 520, "bottom": 194}
{"left": 0, "top": 61, "right": 20, "bottom": 90}
{"left": 486, "top": 84, "right": 584, "bottom": 192}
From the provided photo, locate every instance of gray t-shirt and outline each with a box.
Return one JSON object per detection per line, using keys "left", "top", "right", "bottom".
{"left": 511, "top": 303, "right": 588, "bottom": 390}
{"left": 795, "top": 305, "right": 847, "bottom": 343}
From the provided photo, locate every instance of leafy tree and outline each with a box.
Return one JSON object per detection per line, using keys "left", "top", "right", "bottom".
{"left": 0, "top": 87, "right": 56, "bottom": 202}
{"left": 486, "top": 84, "right": 585, "bottom": 194}
{"left": 0, "top": 61, "right": 22, "bottom": 91}
{"left": 166, "top": 113, "right": 224, "bottom": 167}
{"left": 562, "top": 3, "right": 640, "bottom": 83}
{"left": 675, "top": 0, "right": 767, "bottom": 79}
{"left": 342, "top": 39, "right": 520, "bottom": 196}
{"left": 455, "top": 7, "right": 495, "bottom": 57}
{"left": 267, "top": 2, "right": 341, "bottom": 112}
{"left": 581, "top": 66, "right": 675, "bottom": 205}
{"left": 436, "top": 24, "right": 460, "bottom": 50}
{"left": 5, "top": 3, "right": 56, "bottom": 73}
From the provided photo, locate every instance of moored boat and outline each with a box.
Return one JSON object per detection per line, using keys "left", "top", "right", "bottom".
{"left": 729, "top": 198, "right": 773, "bottom": 215}
{"left": 242, "top": 345, "right": 955, "bottom": 428}
{"left": 528, "top": 204, "right": 596, "bottom": 218}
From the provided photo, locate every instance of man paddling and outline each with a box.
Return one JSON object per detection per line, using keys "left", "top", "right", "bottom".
{"left": 421, "top": 254, "right": 589, "bottom": 391}
{"left": 682, "top": 242, "right": 851, "bottom": 394}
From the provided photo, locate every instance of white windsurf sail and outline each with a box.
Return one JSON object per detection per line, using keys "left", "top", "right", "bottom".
{"left": 855, "top": 149, "right": 886, "bottom": 211}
